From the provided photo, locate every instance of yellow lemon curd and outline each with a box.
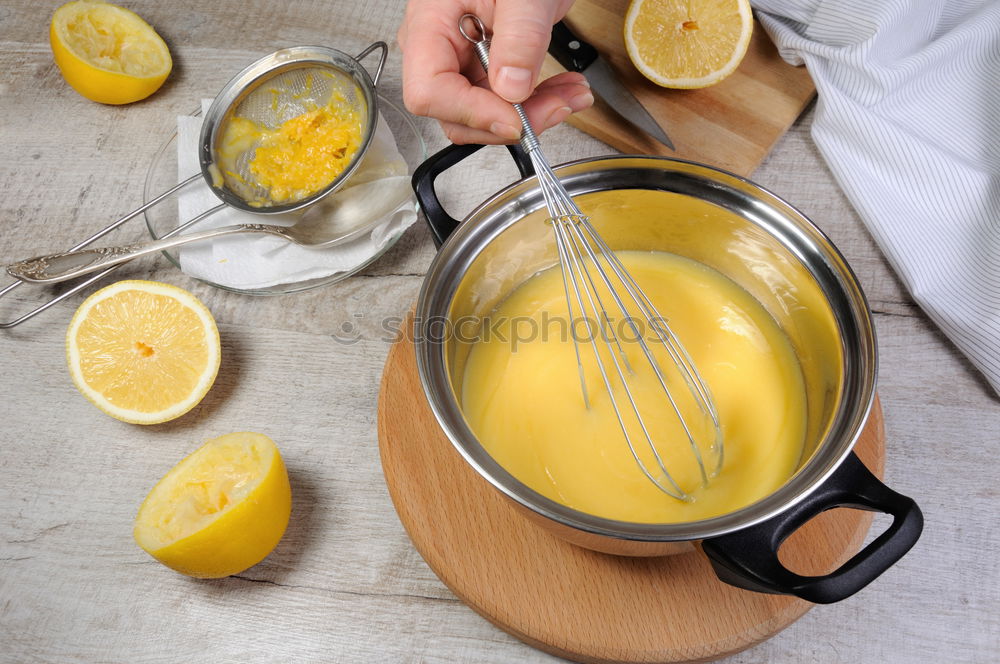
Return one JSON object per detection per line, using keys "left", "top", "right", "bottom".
{"left": 459, "top": 251, "right": 807, "bottom": 523}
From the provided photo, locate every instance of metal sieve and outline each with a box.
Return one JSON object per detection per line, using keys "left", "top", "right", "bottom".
{"left": 199, "top": 43, "right": 386, "bottom": 213}
{"left": 0, "top": 42, "right": 386, "bottom": 327}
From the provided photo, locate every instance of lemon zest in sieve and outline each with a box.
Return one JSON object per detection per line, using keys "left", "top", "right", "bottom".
{"left": 218, "top": 91, "right": 365, "bottom": 207}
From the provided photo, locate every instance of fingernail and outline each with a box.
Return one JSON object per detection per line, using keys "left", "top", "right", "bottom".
{"left": 495, "top": 66, "right": 533, "bottom": 101}
{"left": 490, "top": 121, "right": 522, "bottom": 140}
{"left": 545, "top": 106, "right": 573, "bottom": 128}
{"left": 569, "top": 91, "right": 594, "bottom": 112}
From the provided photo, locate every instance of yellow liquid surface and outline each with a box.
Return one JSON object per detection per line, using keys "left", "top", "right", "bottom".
{"left": 460, "top": 251, "right": 807, "bottom": 523}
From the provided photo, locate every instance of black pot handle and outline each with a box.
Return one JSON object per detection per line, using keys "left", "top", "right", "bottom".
{"left": 701, "top": 452, "right": 922, "bottom": 604}
{"left": 412, "top": 143, "right": 534, "bottom": 247}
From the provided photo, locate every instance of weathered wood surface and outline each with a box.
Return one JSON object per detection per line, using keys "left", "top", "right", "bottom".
{"left": 1, "top": 2, "right": 996, "bottom": 663}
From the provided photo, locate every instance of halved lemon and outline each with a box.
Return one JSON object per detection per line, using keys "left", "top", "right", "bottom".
{"left": 134, "top": 432, "right": 292, "bottom": 579}
{"left": 624, "top": 0, "right": 753, "bottom": 89}
{"left": 50, "top": 0, "right": 172, "bottom": 105}
{"left": 66, "top": 280, "right": 221, "bottom": 425}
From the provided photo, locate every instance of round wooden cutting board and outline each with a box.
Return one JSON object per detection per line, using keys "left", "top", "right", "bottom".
{"left": 377, "top": 333, "right": 886, "bottom": 664}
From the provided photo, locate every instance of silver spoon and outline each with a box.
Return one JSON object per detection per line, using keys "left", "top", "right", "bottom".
{"left": 6, "top": 174, "right": 412, "bottom": 285}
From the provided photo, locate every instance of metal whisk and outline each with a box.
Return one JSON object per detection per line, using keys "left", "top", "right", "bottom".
{"left": 460, "top": 15, "right": 723, "bottom": 501}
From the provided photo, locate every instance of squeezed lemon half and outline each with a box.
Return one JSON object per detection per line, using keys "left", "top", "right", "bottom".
{"left": 134, "top": 432, "right": 292, "bottom": 579}
{"left": 66, "top": 280, "right": 220, "bottom": 425}
{"left": 624, "top": 0, "right": 753, "bottom": 89}
{"left": 50, "top": 0, "right": 172, "bottom": 104}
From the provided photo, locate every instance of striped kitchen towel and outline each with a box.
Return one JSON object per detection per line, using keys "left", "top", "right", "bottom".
{"left": 751, "top": 0, "right": 1000, "bottom": 396}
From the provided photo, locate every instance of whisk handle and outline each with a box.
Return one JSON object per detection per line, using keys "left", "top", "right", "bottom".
{"left": 459, "top": 14, "right": 541, "bottom": 156}
{"left": 412, "top": 143, "right": 534, "bottom": 247}
{"left": 702, "top": 452, "right": 923, "bottom": 604}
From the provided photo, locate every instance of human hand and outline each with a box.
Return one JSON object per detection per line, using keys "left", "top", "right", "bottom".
{"left": 398, "top": 0, "right": 594, "bottom": 144}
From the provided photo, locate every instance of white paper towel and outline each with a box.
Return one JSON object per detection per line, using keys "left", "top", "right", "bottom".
{"left": 752, "top": 0, "right": 1000, "bottom": 396}
{"left": 175, "top": 100, "right": 416, "bottom": 290}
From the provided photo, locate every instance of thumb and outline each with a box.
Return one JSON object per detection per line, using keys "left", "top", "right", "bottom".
{"left": 488, "top": 0, "right": 561, "bottom": 103}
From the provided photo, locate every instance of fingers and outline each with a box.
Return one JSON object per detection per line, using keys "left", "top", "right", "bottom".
{"left": 436, "top": 119, "right": 518, "bottom": 146}
{"left": 521, "top": 71, "right": 594, "bottom": 129}
{"left": 407, "top": 68, "right": 525, "bottom": 141}
{"left": 397, "top": 0, "right": 592, "bottom": 144}
{"left": 438, "top": 71, "right": 593, "bottom": 145}
{"left": 399, "top": 1, "right": 523, "bottom": 139}
{"left": 488, "top": 0, "right": 568, "bottom": 102}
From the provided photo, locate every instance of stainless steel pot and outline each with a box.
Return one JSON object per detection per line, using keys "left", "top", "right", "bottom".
{"left": 411, "top": 144, "right": 922, "bottom": 604}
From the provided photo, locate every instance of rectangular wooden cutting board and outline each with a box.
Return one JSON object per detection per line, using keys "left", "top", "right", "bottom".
{"left": 543, "top": 0, "right": 816, "bottom": 176}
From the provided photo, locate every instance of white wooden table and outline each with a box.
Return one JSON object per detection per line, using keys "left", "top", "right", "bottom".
{"left": 1, "top": 2, "right": 996, "bottom": 662}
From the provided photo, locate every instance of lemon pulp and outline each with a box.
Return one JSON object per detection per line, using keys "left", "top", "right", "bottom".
{"left": 460, "top": 251, "right": 807, "bottom": 523}
{"left": 66, "top": 280, "right": 220, "bottom": 425}
{"left": 218, "top": 84, "right": 364, "bottom": 207}
{"left": 138, "top": 439, "right": 264, "bottom": 549}
{"left": 624, "top": 0, "right": 753, "bottom": 89}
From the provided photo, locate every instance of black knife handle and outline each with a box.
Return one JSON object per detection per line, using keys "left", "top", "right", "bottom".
{"left": 549, "top": 21, "right": 598, "bottom": 72}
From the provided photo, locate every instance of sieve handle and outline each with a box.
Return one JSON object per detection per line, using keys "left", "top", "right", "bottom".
{"left": 355, "top": 41, "right": 388, "bottom": 87}
{"left": 3, "top": 216, "right": 303, "bottom": 284}
{"left": 701, "top": 452, "right": 923, "bottom": 604}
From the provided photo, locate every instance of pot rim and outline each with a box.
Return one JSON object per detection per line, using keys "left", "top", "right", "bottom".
{"left": 414, "top": 153, "right": 877, "bottom": 542}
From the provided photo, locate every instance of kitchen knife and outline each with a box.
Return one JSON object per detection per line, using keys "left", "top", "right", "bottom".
{"left": 548, "top": 21, "right": 674, "bottom": 150}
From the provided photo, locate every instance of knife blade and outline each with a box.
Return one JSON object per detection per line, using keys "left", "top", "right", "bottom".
{"left": 548, "top": 21, "right": 674, "bottom": 150}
